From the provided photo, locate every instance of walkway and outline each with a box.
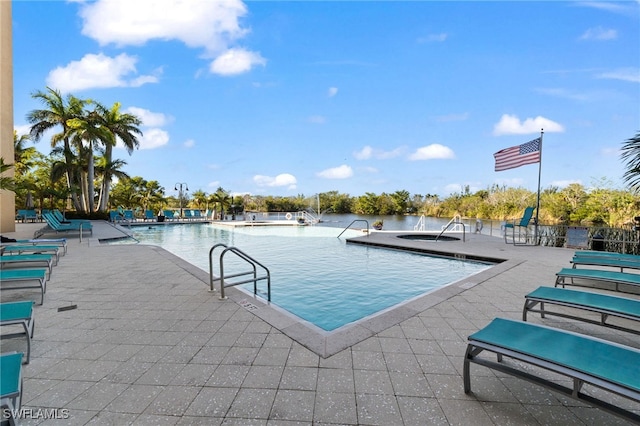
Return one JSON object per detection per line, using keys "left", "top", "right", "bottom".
{"left": 1, "top": 222, "right": 637, "bottom": 425}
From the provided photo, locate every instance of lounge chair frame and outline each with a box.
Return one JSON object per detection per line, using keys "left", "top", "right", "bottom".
{"left": 555, "top": 267, "right": 640, "bottom": 293}
{"left": 0, "top": 352, "right": 24, "bottom": 426}
{"left": 571, "top": 256, "right": 640, "bottom": 273}
{"left": 464, "top": 318, "right": 640, "bottom": 424}
{"left": 0, "top": 269, "right": 48, "bottom": 305}
{"left": 14, "top": 238, "right": 67, "bottom": 255}
{"left": 0, "top": 301, "right": 35, "bottom": 364}
{"left": 1, "top": 244, "right": 61, "bottom": 263}
{"left": 524, "top": 286, "right": 640, "bottom": 335}
{"left": 0, "top": 254, "right": 55, "bottom": 274}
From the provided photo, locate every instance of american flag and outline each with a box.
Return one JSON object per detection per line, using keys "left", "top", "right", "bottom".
{"left": 494, "top": 137, "right": 541, "bottom": 172}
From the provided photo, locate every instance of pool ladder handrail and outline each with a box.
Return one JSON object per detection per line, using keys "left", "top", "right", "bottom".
{"left": 337, "top": 219, "right": 370, "bottom": 238}
{"left": 209, "top": 243, "right": 271, "bottom": 301}
{"left": 436, "top": 216, "right": 466, "bottom": 242}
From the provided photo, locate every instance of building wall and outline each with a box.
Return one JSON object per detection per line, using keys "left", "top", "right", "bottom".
{"left": 0, "top": 0, "right": 14, "bottom": 233}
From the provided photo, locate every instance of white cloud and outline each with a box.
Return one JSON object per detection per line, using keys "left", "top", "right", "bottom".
{"left": 308, "top": 115, "right": 326, "bottom": 124}
{"left": 117, "top": 107, "right": 171, "bottom": 151}
{"left": 207, "top": 180, "right": 221, "bottom": 188}
{"left": 209, "top": 48, "right": 266, "bottom": 76}
{"left": 79, "top": 0, "right": 265, "bottom": 76}
{"left": 46, "top": 53, "right": 159, "bottom": 92}
{"left": 13, "top": 125, "right": 31, "bottom": 138}
{"left": 354, "top": 146, "right": 373, "bottom": 160}
{"left": 253, "top": 173, "right": 297, "bottom": 189}
{"left": 183, "top": 139, "right": 195, "bottom": 148}
{"left": 328, "top": 87, "right": 338, "bottom": 97}
{"left": 125, "top": 107, "right": 171, "bottom": 127}
{"left": 316, "top": 165, "right": 353, "bottom": 179}
{"left": 408, "top": 144, "right": 455, "bottom": 161}
{"left": 580, "top": 26, "right": 617, "bottom": 40}
{"left": 601, "top": 147, "right": 620, "bottom": 156}
{"left": 550, "top": 179, "right": 582, "bottom": 188}
{"left": 534, "top": 88, "right": 589, "bottom": 101}
{"left": 575, "top": 1, "right": 634, "bottom": 14}
{"left": 417, "top": 33, "right": 448, "bottom": 43}
{"left": 137, "top": 128, "right": 169, "bottom": 150}
{"left": 597, "top": 68, "right": 640, "bottom": 83}
{"left": 80, "top": 0, "right": 248, "bottom": 52}
{"left": 493, "top": 114, "right": 564, "bottom": 136}
{"left": 353, "top": 145, "right": 403, "bottom": 160}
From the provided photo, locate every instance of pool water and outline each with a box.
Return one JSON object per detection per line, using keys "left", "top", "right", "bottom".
{"left": 123, "top": 224, "right": 491, "bottom": 331}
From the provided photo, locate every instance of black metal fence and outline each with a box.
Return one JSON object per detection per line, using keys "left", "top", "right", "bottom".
{"left": 534, "top": 224, "right": 640, "bottom": 254}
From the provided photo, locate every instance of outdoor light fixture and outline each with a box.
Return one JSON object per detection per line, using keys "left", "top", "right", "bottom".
{"left": 174, "top": 182, "right": 189, "bottom": 218}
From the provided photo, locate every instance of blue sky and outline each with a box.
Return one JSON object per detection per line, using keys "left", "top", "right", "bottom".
{"left": 12, "top": 1, "right": 640, "bottom": 199}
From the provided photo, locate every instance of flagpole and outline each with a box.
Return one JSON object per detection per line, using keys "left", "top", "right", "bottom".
{"left": 534, "top": 129, "right": 544, "bottom": 245}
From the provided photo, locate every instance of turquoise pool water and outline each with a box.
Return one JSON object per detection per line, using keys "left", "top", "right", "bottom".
{"left": 123, "top": 224, "right": 491, "bottom": 331}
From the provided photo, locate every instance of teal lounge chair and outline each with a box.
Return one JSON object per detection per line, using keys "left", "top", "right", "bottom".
{"left": 1, "top": 244, "right": 61, "bottom": 263}
{"left": 13, "top": 238, "right": 67, "bottom": 255}
{"left": 184, "top": 210, "right": 194, "bottom": 220}
{"left": 524, "top": 286, "right": 640, "bottom": 335}
{"left": 555, "top": 267, "right": 640, "bottom": 293}
{"left": 571, "top": 255, "right": 640, "bottom": 273}
{"left": 503, "top": 207, "right": 535, "bottom": 245}
{"left": 42, "top": 212, "right": 92, "bottom": 236}
{"left": 16, "top": 209, "right": 38, "bottom": 223}
{"left": 0, "top": 254, "right": 56, "bottom": 275}
{"left": 163, "top": 210, "right": 175, "bottom": 221}
{"left": 144, "top": 210, "right": 155, "bottom": 221}
{"left": 574, "top": 251, "right": 640, "bottom": 262}
{"left": 0, "top": 269, "right": 48, "bottom": 305}
{"left": 0, "top": 352, "right": 24, "bottom": 425}
{"left": 1, "top": 301, "right": 35, "bottom": 363}
{"left": 52, "top": 209, "right": 90, "bottom": 225}
{"left": 464, "top": 317, "right": 640, "bottom": 423}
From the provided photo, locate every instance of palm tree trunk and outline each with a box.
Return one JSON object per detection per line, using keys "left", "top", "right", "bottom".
{"left": 87, "top": 140, "right": 95, "bottom": 213}
{"left": 63, "top": 141, "right": 82, "bottom": 211}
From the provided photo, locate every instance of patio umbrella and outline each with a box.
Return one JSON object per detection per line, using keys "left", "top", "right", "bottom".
{"left": 25, "top": 192, "right": 34, "bottom": 209}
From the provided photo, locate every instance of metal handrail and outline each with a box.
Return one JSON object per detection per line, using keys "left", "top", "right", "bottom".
{"left": 436, "top": 216, "right": 466, "bottom": 242}
{"left": 337, "top": 219, "right": 369, "bottom": 238}
{"left": 209, "top": 243, "right": 271, "bottom": 301}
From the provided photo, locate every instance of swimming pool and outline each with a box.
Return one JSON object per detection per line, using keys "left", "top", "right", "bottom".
{"left": 123, "top": 224, "right": 491, "bottom": 331}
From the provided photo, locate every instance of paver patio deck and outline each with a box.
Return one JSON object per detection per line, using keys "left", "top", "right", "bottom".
{"left": 1, "top": 221, "right": 638, "bottom": 425}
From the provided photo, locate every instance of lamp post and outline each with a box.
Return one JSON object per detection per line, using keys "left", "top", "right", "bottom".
{"left": 174, "top": 182, "right": 189, "bottom": 218}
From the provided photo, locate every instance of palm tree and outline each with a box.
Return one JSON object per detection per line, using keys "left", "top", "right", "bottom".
{"left": 621, "top": 131, "right": 640, "bottom": 192}
{"left": 13, "top": 130, "right": 37, "bottom": 175}
{"left": 95, "top": 102, "right": 142, "bottom": 212}
{"left": 191, "top": 190, "right": 208, "bottom": 210}
{"left": 209, "top": 187, "right": 230, "bottom": 219}
{"left": 0, "top": 158, "right": 14, "bottom": 191}
{"left": 95, "top": 155, "right": 130, "bottom": 211}
{"left": 134, "top": 179, "right": 165, "bottom": 213}
{"left": 27, "top": 87, "right": 86, "bottom": 210}
{"left": 66, "top": 106, "right": 111, "bottom": 213}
